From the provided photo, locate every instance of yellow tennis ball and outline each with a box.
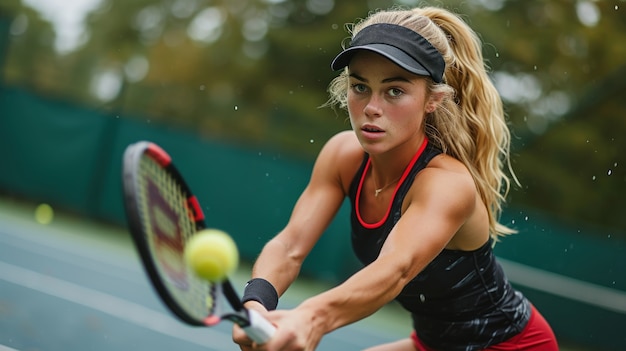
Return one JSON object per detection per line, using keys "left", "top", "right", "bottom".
{"left": 184, "top": 229, "right": 239, "bottom": 282}
{"left": 34, "top": 203, "right": 54, "bottom": 225}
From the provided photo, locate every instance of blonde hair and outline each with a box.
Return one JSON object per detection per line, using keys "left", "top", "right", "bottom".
{"left": 327, "top": 6, "right": 518, "bottom": 240}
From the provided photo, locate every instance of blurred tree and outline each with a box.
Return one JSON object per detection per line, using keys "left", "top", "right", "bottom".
{"left": 459, "top": 1, "right": 626, "bottom": 232}
{"left": 1, "top": 0, "right": 59, "bottom": 93}
{"left": 1, "top": 0, "right": 624, "bottom": 234}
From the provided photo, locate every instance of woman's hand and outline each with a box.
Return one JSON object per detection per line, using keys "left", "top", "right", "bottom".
{"left": 256, "top": 308, "right": 324, "bottom": 351}
{"left": 232, "top": 321, "right": 254, "bottom": 351}
{"left": 233, "top": 301, "right": 271, "bottom": 350}
{"left": 233, "top": 303, "right": 324, "bottom": 351}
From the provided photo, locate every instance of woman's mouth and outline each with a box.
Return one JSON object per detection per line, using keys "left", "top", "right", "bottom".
{"left": 362, "top": 125, "right": 383, "bottom": 133}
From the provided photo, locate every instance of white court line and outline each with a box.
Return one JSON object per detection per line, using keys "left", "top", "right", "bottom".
{"left": 0, "top": 234, "right": 141, "bottom": 286}
{"left": 0, "top": 345, "right": 20, "bottom": 351}
{"left": 0, "top": 261, "right": 234, "bottom": 350}
{"left": 0, "top": 219, "right": 139, "bottom": 272}
{"left": 499, "top": 258, "right": 626, "bottom": 314}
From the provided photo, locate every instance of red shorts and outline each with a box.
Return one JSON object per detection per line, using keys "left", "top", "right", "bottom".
{"left": 411, "top": 305, "right": 558, "bottom": 351}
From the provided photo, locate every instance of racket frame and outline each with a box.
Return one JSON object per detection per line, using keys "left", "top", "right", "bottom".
{"left": 122, "top": 141, "right": 274, "bottom": 342}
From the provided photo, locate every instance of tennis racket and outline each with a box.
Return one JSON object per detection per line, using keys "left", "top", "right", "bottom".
{"left": 121, "top": 140, "right": 275, "bottom": 343}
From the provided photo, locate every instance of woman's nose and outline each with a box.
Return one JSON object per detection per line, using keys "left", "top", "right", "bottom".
{"left": 363, "top": 96, "right": 382, "bottom": 117}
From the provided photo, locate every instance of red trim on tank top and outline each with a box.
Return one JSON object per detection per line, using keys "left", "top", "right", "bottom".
{"left": 356, "top": 137, "right": 429, "bottom": 229}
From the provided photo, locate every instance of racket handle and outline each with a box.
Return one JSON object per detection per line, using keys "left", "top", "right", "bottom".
{"left": 244, "top": 309, "right": 276, "bottom": 343}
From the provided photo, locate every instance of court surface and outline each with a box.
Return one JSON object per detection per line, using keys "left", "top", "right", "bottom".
{"left": 0, "top": 198, "right": 411, "bottom": 351}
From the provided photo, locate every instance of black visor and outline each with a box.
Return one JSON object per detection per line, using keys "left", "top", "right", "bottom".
{"left": 331, "top": 23, "right": 445, "bottom": 83}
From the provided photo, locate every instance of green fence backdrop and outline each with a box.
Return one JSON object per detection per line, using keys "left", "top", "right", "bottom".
{"left": 0, "top": 86, "right": 359, "bottom": 280}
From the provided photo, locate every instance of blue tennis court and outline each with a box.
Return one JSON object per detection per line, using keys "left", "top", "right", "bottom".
{"left": 0, "top": 198, "right": 410, "bottom": 350}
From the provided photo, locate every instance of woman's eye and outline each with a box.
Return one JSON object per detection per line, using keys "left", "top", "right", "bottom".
{"left": 351, "top": 83, "right": 367, "bottom": 93}
{"left": 388, "top": 88, "right": 403, "bottom": 97}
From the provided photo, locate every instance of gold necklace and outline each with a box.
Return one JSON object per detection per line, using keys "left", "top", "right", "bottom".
{"left": 373, "top": 175, "right": 402, "bottom": 197}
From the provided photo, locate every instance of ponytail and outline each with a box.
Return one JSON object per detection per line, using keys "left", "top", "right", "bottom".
{"left": 416, "top": 7, "right": 519, "bottom": 239}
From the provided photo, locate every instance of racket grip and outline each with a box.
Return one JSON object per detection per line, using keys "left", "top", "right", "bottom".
{"left": 244, "top": 309, "right": 276, "bottom": 343}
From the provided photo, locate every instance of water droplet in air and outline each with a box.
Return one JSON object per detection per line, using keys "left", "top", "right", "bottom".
{"left": 234, "top": 105, "right": 238, "bottom": 111}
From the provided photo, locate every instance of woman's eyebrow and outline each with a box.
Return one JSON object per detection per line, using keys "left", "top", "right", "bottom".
{"left": 348, "top": 73, "right": 412, "bottom": 84}
{"left": 349, "top": 73, "right": 367, "bottom": 82}
{"left": 382, "top": 76, "right": 412, "bottom": 84}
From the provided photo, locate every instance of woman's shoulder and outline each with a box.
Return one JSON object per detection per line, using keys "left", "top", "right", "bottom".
{"left": 413, "top": 153, "right": 477, "bottom": 206}
{"left": 326, "top": 130, "right": 359, "bottom": 147}
{"left": 316, "top": 130, "right": 364, "bottom": 191}
{"left": 425, "top": 152, "right": 472, "bottom": 180}
{"left": 410, "top": 153, "right": 488, "bottom": 250}
{"left": 320, "top": 130, "right": 362, "bottom": 158}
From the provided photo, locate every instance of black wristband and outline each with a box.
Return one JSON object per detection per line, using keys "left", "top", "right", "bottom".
{"left": 241, "top": 278, "right": 279, "bottom": 311}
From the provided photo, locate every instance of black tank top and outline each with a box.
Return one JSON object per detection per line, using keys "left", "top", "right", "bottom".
{"left": 348, "top": 138, "right": 531, "bottom": 351}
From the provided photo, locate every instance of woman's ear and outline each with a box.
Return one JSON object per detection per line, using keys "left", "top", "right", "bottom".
{"left": 425, "top": 91, "right": 445, "bottom": 113}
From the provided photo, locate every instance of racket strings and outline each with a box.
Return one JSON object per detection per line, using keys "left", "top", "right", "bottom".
{"left": 137, "top": 155, "right": 217, "bottom": 320}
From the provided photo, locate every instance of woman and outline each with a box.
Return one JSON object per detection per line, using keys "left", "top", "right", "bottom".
{"left": 233, "top": 5, "right": 558, "bottom": 351}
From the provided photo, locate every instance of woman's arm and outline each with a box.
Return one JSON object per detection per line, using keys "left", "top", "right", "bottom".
{"left": 263, "top": 162, "right": 478, "bottom": 350}
{"left": 248, "top": 131, "right": 363, "bottom": 301}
